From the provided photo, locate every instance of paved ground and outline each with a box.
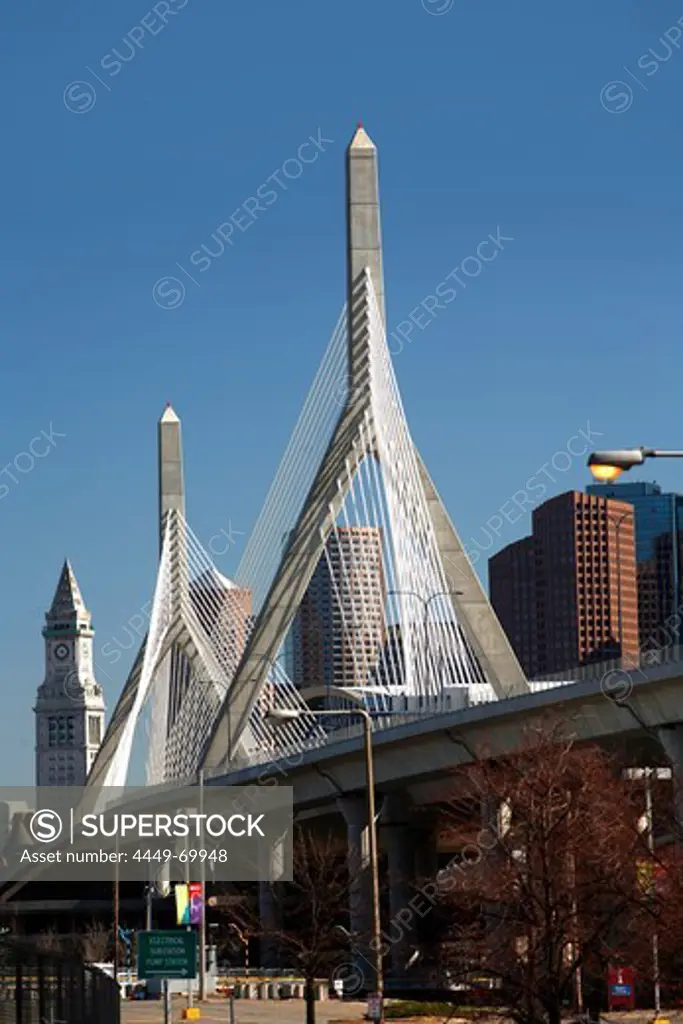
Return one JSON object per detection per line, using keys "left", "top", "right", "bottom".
{"left": 122, "top": 997, "right": 366, "bottom": 1023}
{"left": 121, "top": 1002, "right": 683, "bottom": 1024}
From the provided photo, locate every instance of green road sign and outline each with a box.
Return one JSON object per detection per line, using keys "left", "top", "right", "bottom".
{"left": 138, "top": 930, "right": 197, "bottom": 979}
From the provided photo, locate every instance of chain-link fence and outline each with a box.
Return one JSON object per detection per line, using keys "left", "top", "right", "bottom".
{"left": 0, "top": 937, "right": 120, "bottom": 1024}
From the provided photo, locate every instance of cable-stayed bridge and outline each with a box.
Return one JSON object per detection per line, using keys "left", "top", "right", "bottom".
{"left": 85, "top": 126, "right": 668, "bottom": 797}
{"left": 85, "top": 125, "right": 542, "bottom": 793}
{"left": 8, "top": 129, "right": 683, "bottom": 978}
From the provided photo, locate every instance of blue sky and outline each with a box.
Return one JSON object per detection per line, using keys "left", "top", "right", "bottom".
{"left": 2, "top": 0, "right": 683, "bottom": 782}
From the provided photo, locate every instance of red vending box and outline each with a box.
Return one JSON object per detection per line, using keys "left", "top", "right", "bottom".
{"left": 608, "top": 965, "right": 635, "bottom": 1010}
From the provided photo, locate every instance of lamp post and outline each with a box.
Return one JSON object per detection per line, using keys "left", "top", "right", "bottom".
{"left": 113, "top": 856, "right": 119, "bottom": 988}
{"left": 588, "top": 448, "right": 683, "bottom": 482}
{"left": 385, "top": 589, "right": 463, "bottom": 683}
{"left": 194, "top": 677, "right": 229, "bottom": 1001}
{"left": 145, "top": 882, "right": 154, "bottom": 931}
{"left": 623, "top": 766, "right": 672, "bottom": 1015}
{"left": 198, "top": 766, "right": 206, "bottom": 1001}
{"left": 589, "top": 448, "right": 683, "bottom": 632}
{"left": 588, "top": 448, "right": 683, "bottom": 663}
{"left": 267, "top": 699, "right": 383, "bottom": 1019}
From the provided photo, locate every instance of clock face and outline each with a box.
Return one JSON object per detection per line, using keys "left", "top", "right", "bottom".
{"left": 54, "top": 643, "right": 70, "bottom": 661}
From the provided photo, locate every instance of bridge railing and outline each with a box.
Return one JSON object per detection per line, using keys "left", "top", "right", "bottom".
{"left": 0, "top": 935, "right": 120, "bottom": 1024}
{"left": 233, "top": 681, "right": 577, "bottom": 770}
{"left": 531, "top": 643, "right": 683, "bottom": 685}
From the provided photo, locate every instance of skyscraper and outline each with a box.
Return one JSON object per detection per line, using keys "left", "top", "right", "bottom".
{"left": 489, "top": 536, "right": 538, "bottom": 676}
{"left": 489, "top": 491, "right": 639, "bottom": 676}
{"left": 289, "top": 526, "right": 385, "bottom": 689}
{"left": 35, "top": 561, "right": 106, "bottom": 786}
{"left": 587, "top": 481, "right": 683, "bottom": 650}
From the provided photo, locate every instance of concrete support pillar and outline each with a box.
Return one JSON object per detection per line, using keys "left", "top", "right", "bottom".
{"left": 383, "top": 795, "right": 414, "bottom": 977}
{"left": 339, "top": 796, "right": 373, "bottom": 988}
{"left": 478, "top": 796, "right": 508, "bottom": 952}
{"left": 414, "top": 828, "right": 438, "bottom": 882}
{"left": 481, "top": 795, "right": 496, "bottom": 834}
{"left": 659, "top": 725, "right": 683, "bottom": 838}
{"left": 480, "top": 795, "right": 510, "bottom": 843}
{"left": 258, "top": 882, "right": 280, "bottom": 969}
{"left": 258, "top": 834, "right": 286, "bottom": 969}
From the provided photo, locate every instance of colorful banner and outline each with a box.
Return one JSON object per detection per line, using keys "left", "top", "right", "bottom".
{"left": 636, "top": 860, "right": 668, "bottom": 899}
{"left": 175, "top": 883, "right": 190, "bottom": 925}
{"left": 636, "top": 859, "right": 654, "bottom": 895}
{"left": 189, "top": 882, "right": 203, "bottom": 925}
{"left": 175, "top": 882, "right": 203, "bottom": 925}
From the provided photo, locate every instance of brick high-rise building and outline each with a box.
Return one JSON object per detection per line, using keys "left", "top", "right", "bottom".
{"left": 489, "top": 491, "right": 639, "bottom": 677}
{"left": 289, "top": 526, "right": 385, "bottom": 689}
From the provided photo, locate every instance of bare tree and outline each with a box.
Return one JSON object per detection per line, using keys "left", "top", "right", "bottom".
{"left": 419, "top": 722, "right": 678, "bottom": 1024}
{"left": 218, "top": 828, "right": 352, "bottom": 1024}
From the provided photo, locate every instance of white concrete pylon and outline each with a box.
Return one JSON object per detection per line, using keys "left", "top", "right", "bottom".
{"left": 86, "top": 408, "right": 237, "bottom": 788}
{"left": 85, "top": 402, "right": 325, "bottom": 789}
{"left": 88, "top": 507, "right": 251, "bottom": 789}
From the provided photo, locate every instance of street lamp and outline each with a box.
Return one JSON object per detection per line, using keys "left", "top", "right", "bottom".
{"left": 622, "top": 767, "right": 672, "bottom": 1015}
{"left": 385, "top": 589, "right": 464, "bottom": 683}
{"left": 194, "top": 677, "right": 230, "bottom": 1001}
{"left": 588, "top": 448, "right": 683, "bottom": 482}
{"left": 266, "top": 696, "right": 383, "bottom": 1018}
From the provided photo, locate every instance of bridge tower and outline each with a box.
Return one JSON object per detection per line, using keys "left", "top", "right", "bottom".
{"left": 86, "top": 122, "right": 529, "bottom": 798}
{"left": 200, "top": 124, "right": 528, "bottom": 775}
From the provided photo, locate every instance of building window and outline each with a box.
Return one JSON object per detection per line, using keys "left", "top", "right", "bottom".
{"left": 88, "top": 716, "right": 101, "bottom": 746}
{"left": 48, "top": 715, "right": 75, "bottom": 748}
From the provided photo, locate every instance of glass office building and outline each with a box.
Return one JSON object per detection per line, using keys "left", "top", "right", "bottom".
{"left": 587, "top": 481, "right": 683, "bottom": 649}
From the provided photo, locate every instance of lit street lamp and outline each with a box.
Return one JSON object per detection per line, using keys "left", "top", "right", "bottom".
{"left": 588, "top": 448, "right": 683, "bottom": 482}
{"left": 267, "top": 695, "right": 383, "bottom": 1020}
{"left": 588, "top": 447, "right": 683, "bottom": 659}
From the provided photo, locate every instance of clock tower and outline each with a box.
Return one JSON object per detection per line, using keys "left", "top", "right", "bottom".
{"left": 34, "top": 560, "right": 106, "bottom": 787}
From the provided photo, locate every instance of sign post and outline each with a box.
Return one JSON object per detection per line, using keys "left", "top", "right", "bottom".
{"left": 163, "top": 979, "right": 172, "bottom": 1024}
